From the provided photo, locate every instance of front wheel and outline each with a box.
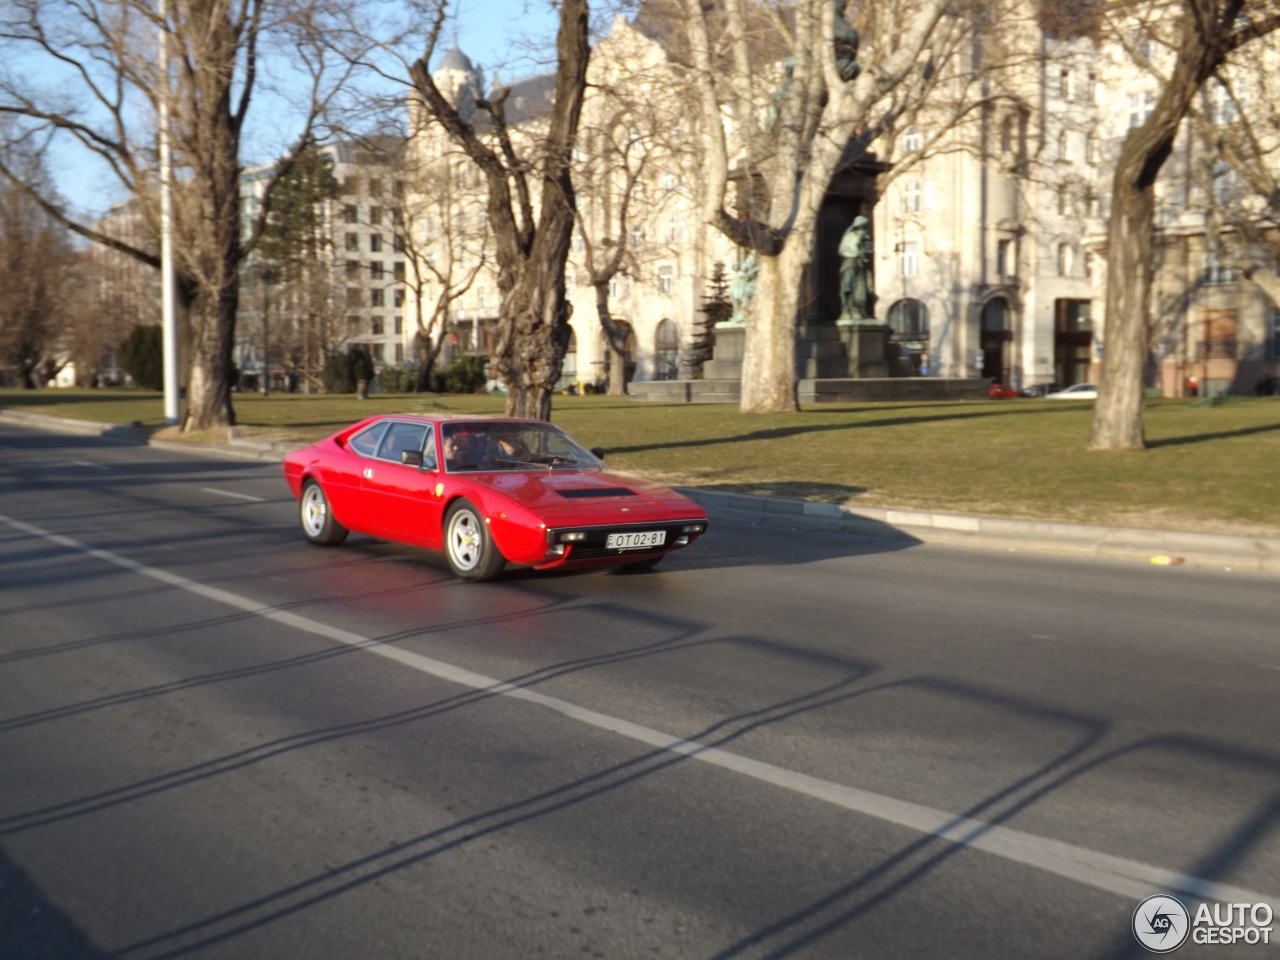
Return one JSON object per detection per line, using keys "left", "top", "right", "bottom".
{"left": 299, "top": 480, "right": 348, "bottom": 546}
{"left": 444, "top": 499, "right": 505, "bottom": 582}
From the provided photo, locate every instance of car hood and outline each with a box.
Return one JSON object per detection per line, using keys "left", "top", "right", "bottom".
{"left": 475, "top": 469, "right": 701, "bottom": 520}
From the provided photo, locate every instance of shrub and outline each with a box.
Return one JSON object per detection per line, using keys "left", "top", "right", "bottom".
{"left": 321, "top": 345, "right": 375, "bottom": 394}
{"left": 118, "top": 324, "right": 164, "bottom": 390}
{"left": 432, "top": 355, "right": 488, "bottom": 394}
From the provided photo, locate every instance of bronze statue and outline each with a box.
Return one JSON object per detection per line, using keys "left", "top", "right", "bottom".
{"left": 838, "top": 215, "right": 873, "bottom": 322}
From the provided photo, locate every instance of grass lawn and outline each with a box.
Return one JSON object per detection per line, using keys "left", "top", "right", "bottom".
{"left": 4, "top": 387, "right": 1278, "bottom": 536}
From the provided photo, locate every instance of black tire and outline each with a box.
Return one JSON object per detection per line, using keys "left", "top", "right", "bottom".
{"left": 299, "top": 479, "right": 348, "bottom": 546}
{"left": 444, "top": 499, "right": 505, "bottom": 581}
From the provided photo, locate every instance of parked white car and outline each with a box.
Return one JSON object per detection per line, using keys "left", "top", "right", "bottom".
{"left": 1045, "top": 383, "right": 1099, "bottom": 399}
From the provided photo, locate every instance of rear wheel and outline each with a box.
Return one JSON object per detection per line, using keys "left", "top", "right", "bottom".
{"left": 444, "top": 499, "right": 505, "bottom": 582}
{"left": 299, "top": 480, "right": 348, "bottom": 546}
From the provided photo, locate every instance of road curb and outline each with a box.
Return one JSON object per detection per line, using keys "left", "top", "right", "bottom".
{"left": 5, "top": 406, "right": 1277, "bottom": 573}
{"left": 677, "top": 489, "right": 1280, "bottom": 573}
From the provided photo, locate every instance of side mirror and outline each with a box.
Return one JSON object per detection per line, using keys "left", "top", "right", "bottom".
{"left": 590, "top": 447, "right": 606, "bottom": 460}
{"left": 400, "top": 450, "right": 424, "bottom": 467}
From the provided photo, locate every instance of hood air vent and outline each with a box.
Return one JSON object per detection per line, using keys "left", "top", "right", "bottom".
{"left": 556, "top": 487, "right": 637, "bottom": 499}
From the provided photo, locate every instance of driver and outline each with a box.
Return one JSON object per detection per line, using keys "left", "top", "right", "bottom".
{"left": 443, "top": 429, "right": 480, "bottom": 468}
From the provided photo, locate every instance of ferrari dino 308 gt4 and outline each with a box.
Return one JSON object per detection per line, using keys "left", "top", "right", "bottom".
{"left": 282, "top": 414, "right": 709, "bottom": 581}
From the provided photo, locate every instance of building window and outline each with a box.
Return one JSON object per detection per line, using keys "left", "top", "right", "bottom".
{"left": 1129, "top": 92, "right": 1155, "bottom": 128}
{"left": 1056, "top": 184, "right": 1071, "bottom": 216}
{"left": 394, "top": 316, "right": 403, "bottom": 335}
{"left": 1058, "top": 130, "right": 1072, "bottom": 162}
{"left": 370, "top": 342, "right": 384, "bottom": 361}
{"left": 1059, "top": 69, "right": 1073, "bottom": 100}
{"left": 342, "top": 204, "right": 358, "bottom": 224}
{"left": 1057, "top": 243, "right": 1074, "bottom": 277}
{"left": 903, "top": 126, "right": 921, "bottom": 153}
{"left": 899, "top": 241, "right": 919, "bottom": 277}
{"left": 902, "top": 181, "right": 922, "bottom": 213}
{"left": 393, "top": 234, "right": 405, "bottom": 253}
{"left": 393, "top": 261, "right": 405, "bottom": 281}
{"left": 996, "top": 238, "right": 1014, "bottom": 277}
{"left": 394, "top": 289, "right": 405, "bottom": 308}
{"left": 370, "top": 289, "right": 385, "bottom": 307}
{"left": 370, "top": 261, "right": 385, "bottom": 278}
{"left": 345, "top": 260, "right": 360, "bottom": 278}
{"left": 1086, "top": 133, "right": 1099, "bottom": 164}
{"left": 658, "top": 265, "right": 674, "bottom": 295}
{"left": 371, "top": 317, "right": 384, "bottom": 336}
{"left": 1203, "top": 251, "right": 1235, "bottom": 285}
{"left": 368, "top": 178, "right": 383, "bottom": 197}
{"left": 395, "top": 343, "right": 404, "bottom": 362}
{"left": 654, "top": 319, "right": 679, "bottom": 380}
{"left": 345, "top": 287, "right": 361, "bottom": 307}
{"left": 370, "top": 233, "right": 383, "bottom": 253}
{"left": 341, "top": 176, "right": 358, "bottom": 196}
{"left": 630, "top": 223, "right": 644, "bottom": 247}
{"left": 1212, "top": 163, "right": 1240, "bottom": 205}
{"left": 345, "top": 233, "right": 360, "bottom": 252}
{"left": 369, "top": 206, "right": 383, "bottom": 226}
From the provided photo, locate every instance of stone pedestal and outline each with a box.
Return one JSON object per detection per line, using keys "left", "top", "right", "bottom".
{"left": 837, "top": 321, "right": 893, "bottom": 379}
{"left": 701, "top": 324, "right": 744, "bottom": 381}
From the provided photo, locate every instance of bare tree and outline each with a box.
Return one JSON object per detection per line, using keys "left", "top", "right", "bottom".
{"left": 398, "top": 150, "right": 490, "bottom": 391}
{"left": 406, "top": 0, "right": 590, "bottom": 420}
{"left": 0, "top": 147, "right": 79, "bottom": 387}
{"left": 573, "top": 50, "right": 697, "bottom": 396}
{"left": 1089, "top": 0, "right": 1280, "bottom": 450}
{"left": 682, "top": 0, "right": 996, "bottom": 413}
{"left": 0, "top": 0, "right": 361, "bottom": 430}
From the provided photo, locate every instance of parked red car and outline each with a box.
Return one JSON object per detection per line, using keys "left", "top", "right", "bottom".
{"left": 282, "top": 414, "right": 709, "bottom": 581}
{"left": 988, "top": 382, "right": 1021, "bottom": 399}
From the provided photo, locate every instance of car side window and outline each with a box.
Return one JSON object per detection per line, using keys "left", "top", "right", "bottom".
{"left": 376, "top": 421, "right": 430, "bottom": 463}
{"left": 420, "top": 425, "right": 438, "bottom": 470}
{"left": 349, "top": 423, "right": 388, "bottom": 457}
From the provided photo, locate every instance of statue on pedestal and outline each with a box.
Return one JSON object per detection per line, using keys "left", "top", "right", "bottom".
{"left": 838, "top": 215, "right": 873, "bottom": 322}
{"left": 726, "top": 251, "right": 758, "bottom": 326}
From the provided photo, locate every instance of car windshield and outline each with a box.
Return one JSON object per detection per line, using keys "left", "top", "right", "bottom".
{"left": 440, "top": 421, "right": 602, "bottom": 473}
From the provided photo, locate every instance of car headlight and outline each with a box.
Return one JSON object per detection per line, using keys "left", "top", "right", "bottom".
{"left": 681, "top": 523, "right": 706, "bottom": 534}
{"left": 559, "top": 531, "right": 588, "bottom": 542}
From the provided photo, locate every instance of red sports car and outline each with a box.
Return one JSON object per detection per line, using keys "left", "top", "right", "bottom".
{"left": 282, "top": 414, "right": 709, "bottom": 581}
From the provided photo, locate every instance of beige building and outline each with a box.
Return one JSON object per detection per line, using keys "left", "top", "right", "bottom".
{"left": 402, "top": 8, "right": 1280, "bottom": 399}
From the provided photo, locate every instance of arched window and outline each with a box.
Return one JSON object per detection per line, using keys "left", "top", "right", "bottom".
{"left": 981, "top": 298, "right": 1008, "bottom": 331}
{"left": 599, "top": 321, "right": 636, "bottom": 390}
{"left": 887, "top": 299, "right": 930, "bottom": 374}
{"left": 888, "top": 299, "right": 929, "bottom": 337}
{"left": 557, "top": 328, "right": 578, "bottom": 391}
{"left": 654, "top": 319, "right": 679, "bottom": 381}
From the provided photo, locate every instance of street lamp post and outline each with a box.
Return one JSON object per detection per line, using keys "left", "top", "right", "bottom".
{"left": 159, "top": 0, "right": 180, "bottom": 425}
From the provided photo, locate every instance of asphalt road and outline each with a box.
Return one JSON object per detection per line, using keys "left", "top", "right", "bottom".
{"left": 1, "top": 424, "right": 1277, "bottom": 960}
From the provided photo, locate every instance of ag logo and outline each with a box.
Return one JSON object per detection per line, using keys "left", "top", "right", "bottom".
{"left": 1133, "top": 895, "right": 1190, "bottom": 953}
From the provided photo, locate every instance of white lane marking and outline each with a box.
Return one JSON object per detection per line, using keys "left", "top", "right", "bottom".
{"left": 69, "top": 460, "right": 111, "bottom": 471}
{"left": 1261, "top": 664, "right": 1280, "bottom": 671}
{"left": 199, "top": 487, "right": 266, "bottom": 503}
{"left": 1, "top": 510, "right": 1273, "bottom": 906}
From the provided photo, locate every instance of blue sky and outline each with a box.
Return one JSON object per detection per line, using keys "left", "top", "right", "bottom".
{"left": 52, "top": 0, "right": 561, "bottom": 220}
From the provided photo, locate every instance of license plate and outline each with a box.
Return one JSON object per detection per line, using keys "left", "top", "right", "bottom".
{"left": 606, "top": 530, "right": 666, "bottom": 550}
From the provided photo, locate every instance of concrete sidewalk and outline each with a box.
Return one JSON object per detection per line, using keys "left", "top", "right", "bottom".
{"left": 5, "top": 406, "right": 1278, "bottom": 574}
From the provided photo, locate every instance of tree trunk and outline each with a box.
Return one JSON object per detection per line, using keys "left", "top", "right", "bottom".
{"left": 739, "top": 242, "right": 806, "bottom": 413}
{"left": 184, "top": 281, "right": 238, "bottom": 430}
{"left": 594, "top": 282, "right": 628, "bottom": 397}
{"left": 1089, "top": 0, "right": 1254, "bottom": 450}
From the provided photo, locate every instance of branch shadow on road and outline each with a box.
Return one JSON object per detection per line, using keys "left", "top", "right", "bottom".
{"left": 3, "top": 514, "right": 1278, "bottom": 958}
